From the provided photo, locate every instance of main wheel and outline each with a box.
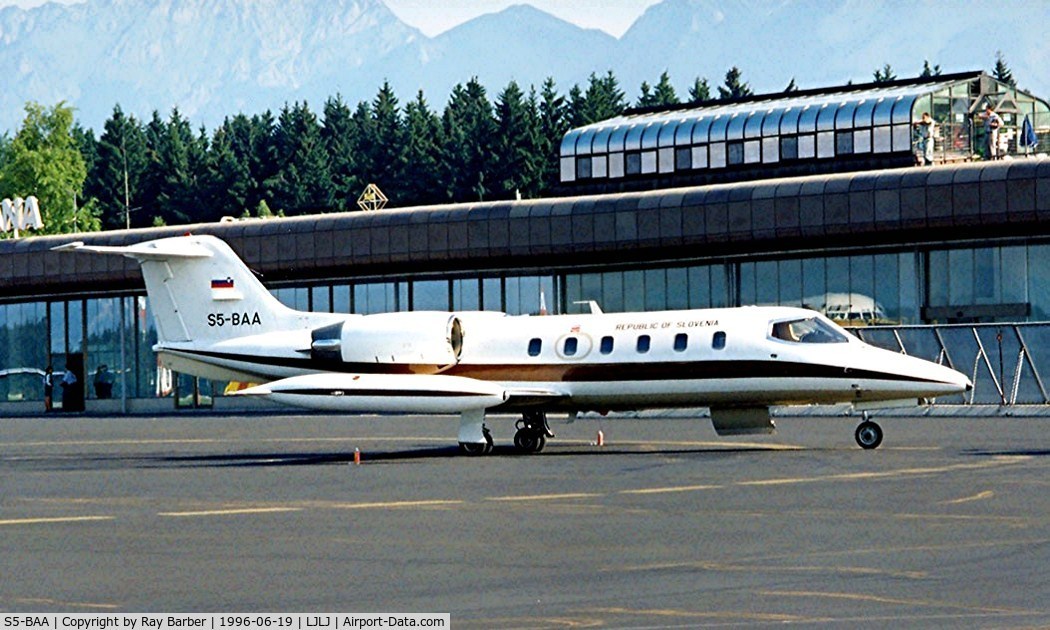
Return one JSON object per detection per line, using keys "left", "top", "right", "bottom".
{"left": 513, "top": 429, "right": 546, "bottom": 454}
{"left": 854, "top": 420, "right": 884, "bottom": 450}
{"left": 459, "top": 442, "right": 488, "bottom": 456}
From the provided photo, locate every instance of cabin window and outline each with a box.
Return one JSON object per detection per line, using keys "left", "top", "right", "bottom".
{"left": 563, "top": 337, "right": 578, "bottom": 356}
{"left": 528, "top": 338, "right": 542, "bottom": 356}
{"left": 637, "top": 335, "right": 651, "bottom": 353}
{"left": 600, "top": 336, "right": 614, "bottom": 354}
{"left": 712, "top": 331, "right": 726, "bottom": 350}
{"left": 771, "top": 317, "right": 848, "bottom": 344}
{"left": 674, "top": 333, "right": 688, "bottom": 352}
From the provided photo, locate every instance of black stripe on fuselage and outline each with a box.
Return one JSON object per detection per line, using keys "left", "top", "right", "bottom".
{"left": 166, "top": 348, "right": 946, "bottom": 385}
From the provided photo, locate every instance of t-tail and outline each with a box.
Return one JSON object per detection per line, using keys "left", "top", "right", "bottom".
{"left": 56, "top": 235, "right": 304, "bottom": 343}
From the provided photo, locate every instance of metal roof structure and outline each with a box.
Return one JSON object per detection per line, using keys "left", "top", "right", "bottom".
{"left": 3, "top": 158, "right": 1049, "bottom": 301}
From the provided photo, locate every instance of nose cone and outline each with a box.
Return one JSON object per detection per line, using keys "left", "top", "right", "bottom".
{"left": 918, "top": 357, "right": 972, "bottom": 396}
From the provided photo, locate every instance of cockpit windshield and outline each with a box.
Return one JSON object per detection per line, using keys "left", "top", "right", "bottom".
{"left": 771, "top": 317, "right": 849, "bottom": 344}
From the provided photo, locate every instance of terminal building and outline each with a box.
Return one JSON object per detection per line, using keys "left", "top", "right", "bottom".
{"left": 2, "top": 74, "right": 1049, "bottom": 415}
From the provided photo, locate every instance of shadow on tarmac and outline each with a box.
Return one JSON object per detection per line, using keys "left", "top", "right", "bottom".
{"left": 6, "top": 443, "right": 787, "bottom": 471}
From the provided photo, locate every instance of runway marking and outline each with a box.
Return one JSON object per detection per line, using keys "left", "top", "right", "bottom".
{"left": 735, "top": 456, "right": 1028, "bottom": 487}
{"left": 0, "top": 516, "right": 114, "bottom": 526}
{"left": 14, "top": 597, "right": 120, "bottom": 610}
{"left": 320, "top": 500, "right": 465, "bottom": 510}
{"left": 610, "top": 560, "right": 927, "bottom": 580}
{"left": 940, "top": 490, "right": 995, "bottom": 505}
{"left": 581, "top": 606, "right": 806, "bottom": 622}
{"left": 487, "top": 492, "right": 604, "bottom": 502}
{"left": 159, "top": 507, "right": 303, "bottom": 517}
{"left": 761, "top": 589, "right": 1032, "bottom": 615}
{"left": 619, "top": 484, "right": 722, "bottom": 495}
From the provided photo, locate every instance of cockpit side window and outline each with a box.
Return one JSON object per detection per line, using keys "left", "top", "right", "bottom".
{"left": 771, "top": 317, "right": 848, "bottom": 344}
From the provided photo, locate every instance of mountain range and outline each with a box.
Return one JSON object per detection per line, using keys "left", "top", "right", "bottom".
{"left": 0, "top": 0, "right": 1046, "bottom": 134}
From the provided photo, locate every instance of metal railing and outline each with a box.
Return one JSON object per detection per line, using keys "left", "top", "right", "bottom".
{"left": 855, "top": 323, "right": 1050, "bottom": 406}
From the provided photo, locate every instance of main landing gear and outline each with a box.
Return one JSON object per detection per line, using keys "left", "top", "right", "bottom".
{"left": 854, "top": 412, "right": 884, "bottom": 450}
{"left": 459, "top": 424, "right": 493, "bottom": 455}
{"left": 457, "top": 410, "right": 554, "bottom": 456}
{"left": 513, "top": 411, "right": 555, "bottom": 454}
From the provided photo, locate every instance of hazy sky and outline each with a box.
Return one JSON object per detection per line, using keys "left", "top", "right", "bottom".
{"left": 0, "top": 0, "right": 662, "bottom": 37}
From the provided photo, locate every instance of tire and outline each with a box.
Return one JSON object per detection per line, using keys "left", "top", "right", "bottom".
{"left": 855, "top": 421, "right": 884, "bottom": 450}
{"left": 513, "top": 430, "right": 546, "bottom": 454}
{"left": 459, "top": 442, "right": 488, "bottom": 456}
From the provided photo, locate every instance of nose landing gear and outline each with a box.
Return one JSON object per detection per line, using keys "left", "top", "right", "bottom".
{"left": 854, "top": 412, "right": 883, "bottom": 450}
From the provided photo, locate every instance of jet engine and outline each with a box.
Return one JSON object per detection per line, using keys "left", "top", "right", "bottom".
{"left": 311, "top": 312, "right": 464, "bottom": 367}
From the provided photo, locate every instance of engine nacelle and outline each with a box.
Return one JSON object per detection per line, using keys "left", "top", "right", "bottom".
{"left": 311, "top": 312, "right": 464, "bottom": 367}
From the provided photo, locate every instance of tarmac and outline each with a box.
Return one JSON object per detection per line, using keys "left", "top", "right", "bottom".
{"left": 2, "top": 412, "right": 1049, "bottom": 628}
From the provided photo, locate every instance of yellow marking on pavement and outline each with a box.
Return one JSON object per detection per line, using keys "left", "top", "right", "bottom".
{"left": 487, "top": 492, "right": 604, "bottom": 502}
{"left": 619, "top": 484, "right": 723, "bottom": 495}
{"left": 159, "top": 507, "right": 303, "bottom": 517}
{"left": 736, "top": 457, "right": 1028, "bottom": 487}
{"left": 15, "top": 598, "right": 120, "bottom": 610}
{"left": 320, "top": 500, "right": 464, "bottom": 510}
{"left": 582, "top": 606, "right": 807, "bottom": 622}
{"left": 0, "top": 516, "right": 114, "bottom": 526}
{"left": 941, "top": 490, "right": 995, "bottom": 505}
{"left": 761, "top": 590, "right": 1029, "bottom": 615}
{"left": 608, "top": 560, "right": 926, "bottom": 579}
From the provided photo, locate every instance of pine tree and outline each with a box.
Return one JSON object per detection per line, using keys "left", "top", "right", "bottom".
{"left": 492, "top": 80, "right": 542, "bottom": 200}
{"left": 572, "top": 71, "right": 627, "bottom": 125}
{"left": 537, "top": 77, "right": 569, "bottom": 192}
{"left": 636, "top": 81, "right": 654, "bottom": 108}
{"left": 688, "top": 77, "right": 711, "bottom": 104}
{"left": 271, "top": 102, "right": 333, "bottom": 215}
{"left": 717, "top": 67, "right": 751, "bottom": 99}
{"left": 993, "top": 50, "right": 1015, "bottom": 86}
{"left": 652, "top": 71, "right": 679, "bottom": 106}
{"left": 637, "top": 71, "right": 679, "bottom": 108}
{"left": 873, "top": 63, "right": 896, "bottom": 84}
{"left": 367, "top": 81, "right": 407, "bottom": 201}
{"left": 442, "top": 78, "right": 496, "bottom": 202}
{"left": 321, "top": 95, "right": 360, "bottom": 211}
{"left": 203, "top": 120, "right": 252, "bottom": 220}
{"left": 401, "top": 90, "right": 444, "bottom": 207}
{"left": 919, "top": 59, "right": 942, "bottom": 77}
{"left": 88, "top": 105, "right": 148, "bottom": 229}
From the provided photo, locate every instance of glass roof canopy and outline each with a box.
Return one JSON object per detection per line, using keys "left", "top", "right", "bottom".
{"left": 558, "top": 73, "right": 1049, "bottom": 185}
{"left": 562, "top": 80, "right": 953, "bottom": 158}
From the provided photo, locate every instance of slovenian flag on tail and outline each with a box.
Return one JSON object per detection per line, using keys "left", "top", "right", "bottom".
{"left": 211, "top": 277, "right": 242, "bottom": 300}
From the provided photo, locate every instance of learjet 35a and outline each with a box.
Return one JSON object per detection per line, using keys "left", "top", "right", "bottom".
{"left": 57, "top": 235, "right": 971, "bottom": 454}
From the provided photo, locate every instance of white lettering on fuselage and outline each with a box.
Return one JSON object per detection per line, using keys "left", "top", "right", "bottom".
{"left": 614, "top": 319, "right": 719, "bottom": 331}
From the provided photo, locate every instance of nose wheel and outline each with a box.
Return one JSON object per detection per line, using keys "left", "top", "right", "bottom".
{"left": 854, "top": 419, "right": 883, "bottom": 450}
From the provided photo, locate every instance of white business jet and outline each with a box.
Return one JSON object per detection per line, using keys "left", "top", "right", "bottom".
{"left": 57, "top": 235, "right": 971, "bottom": 454}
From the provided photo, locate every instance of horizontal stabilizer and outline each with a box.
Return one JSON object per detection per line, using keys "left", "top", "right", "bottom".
{"left": 53, "top": 239, "right": 213, "bottom": 260}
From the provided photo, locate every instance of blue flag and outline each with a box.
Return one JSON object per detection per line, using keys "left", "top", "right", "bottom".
{"left": 1021, "top": 115, "right": 1038, "bottom": 148}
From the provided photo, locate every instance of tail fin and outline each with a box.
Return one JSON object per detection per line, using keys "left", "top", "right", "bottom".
{"left": 55, "top": 235, "right": 295, "bottom": 343}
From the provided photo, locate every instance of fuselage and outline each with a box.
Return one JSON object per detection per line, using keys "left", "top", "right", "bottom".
{"left": 156, "top": 305, "right": 971, "bottom": 413}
